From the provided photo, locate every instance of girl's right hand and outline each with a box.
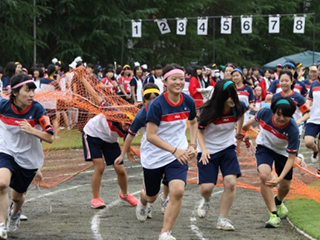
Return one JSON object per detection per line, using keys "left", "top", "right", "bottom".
{"left": 173, "top": 148, "right": 190, "bottom": 165}
{"left": 199, "top": 150, "right": 210, "bottom": 165}
{"left": 114, "top": 155, "right": 124, "bottom": 165}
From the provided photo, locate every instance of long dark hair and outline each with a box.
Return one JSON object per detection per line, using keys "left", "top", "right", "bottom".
{"left": 3, "top": 62, "right": 16, "bottom": 79}
{"left": 191, "top": 65, "right": 203, "bottom": 80}
{"left": 200, "top": 80, "right": 242, "bottom": 124}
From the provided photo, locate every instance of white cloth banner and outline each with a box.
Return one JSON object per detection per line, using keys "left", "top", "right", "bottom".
{"left": 197, "top": 17, "right": 208, "bottom": 35}
{"left": 293, "top": 15, "right": 305, "bottom": 34}
{"left": 241, "top": 16, "right": 252, "bottom": 34}
{"left": 269, "top": 16, "right": 280, "bottom": 33}
{"left": 220, "top": 16, "right": 232, "bottom": 34}
{"left": 132, "top": 20, "right": 142, "bottom": 38}
{"left": 176, "top": 18, "right": 187, "bottom": 35}
{"left": 156, "top": 19, "right": 171, "bottom": 34}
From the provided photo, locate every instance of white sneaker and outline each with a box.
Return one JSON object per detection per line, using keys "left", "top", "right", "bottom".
{"left": 311, "top": 152, "right": 318, "bottom": 163}
{"left": 160, "top": 193, "right": 169, "bottom": 214}
{"left": 136, "top": 200, "right": 148, "bottom": 222}
{"left": 147, "top": 205, "right": 152, "bottom": 219}
{"left": 0, "top": 223, "right": 7, "bottom": 240}
{"left": 20, "top": 214, "right": 28, "bottom": 221}
{"left": 216, "top": 217, "right": 235, "bottom": 231}
{"left": 7, "top": 208, "right": 21, "bottom": 232}
{"left": 197, "top": 198, "right": 210, "bottom": 218}
{"left": 159, "top": 231, "right": 176, "bottom": 240}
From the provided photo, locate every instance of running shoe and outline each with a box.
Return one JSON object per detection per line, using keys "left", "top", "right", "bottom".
{"left": 265, "top": 212, "right": 280, "bottom": 228}
{"left": 160, "top": 193, "right": 169, "bottom": 214}
{"left": 20, "top": 214, "right": 28, "bottom": 221}
{"left": 197, "top": 198, "right": 210, "bottom": 218}
{"left": 91, "top": 198, "right": 106, "bottom": 209}
{"left": 136, "top": 201, "right": 148, "bottom": 222}
{"left": 147, "top": 205, "right": 152, "bottom": 219}
{"left": 7, "top": 207, "right": 21, "bottom": 232}
{"left": 0, "top": 223, "right": 7, "bottom": 240}
{"left": 277, "top": 203, "right": 289, "bottom": 219}
{"left": 158, "top": 231, "right": 176, "bottom": 240}
{"left": 216, "top": 217, "right": 235, "bottom": 231}
{"left": 311, "top": 152, "right": 318, "bottom": 163}
{"left": 119, "top": 191, "right": 138, "bottom": 206}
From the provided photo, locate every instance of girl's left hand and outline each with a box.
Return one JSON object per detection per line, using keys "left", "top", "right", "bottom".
{"left": 265, "top": 177, "right": 281, "bottom": 188}
{"left": 187, "top": 146, "right": 197, "bottom": 160}
{"left": 19, "top": 120, "right": 34, "bottom": 135}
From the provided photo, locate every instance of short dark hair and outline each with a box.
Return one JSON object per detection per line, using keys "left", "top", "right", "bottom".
{"left": 271, "top": 97, "right": 296, "bottom": 117}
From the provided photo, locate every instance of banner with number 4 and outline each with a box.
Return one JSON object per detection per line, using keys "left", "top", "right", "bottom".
{"left": 293, "top": 15, "right": 305, "bottom": 34}
{"left": 241, "top": 16, "right": 252, "bottom": 34}
{"left": 132, "top": 20, "right": 142, "bottom": 38}
{"left": 197, "top": 17, "right": 208, "bottom": 35}
{"left": 269, "top": 16, "right": 280, "bottom": 33}
{"left": 221, "top": 16, "right": 232, "bottom": 34}
{"left": 156, "top": 19, "right": 171, "bottom": 34}
{"left": 176, "top": 18, "right": 187, "bottom": 35}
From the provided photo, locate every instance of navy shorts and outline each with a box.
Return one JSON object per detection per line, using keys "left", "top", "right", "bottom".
{"left": 82, "top": 132, "right": 122, "bottom": 165}
{"left": 143, "top": 160, "right": 188, "bottom": 197}
{"left": 197, "top": 145, "right": 241, "bottom": 185}
{"left": 305, "top": 123, "right": 320, "bottom": 139}
{"left": 255, "top": 145, "right": 293, "bottom": 180}
{"left": 0, "top": 153, "right": 37, "bottom": 193}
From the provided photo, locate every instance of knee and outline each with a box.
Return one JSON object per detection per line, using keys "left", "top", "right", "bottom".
{"left": 224, "top": 181, "right": 236, "bottom": 192}
{"left": 0, "top": 181, "right": 9, "bottom": 193}
{"left": 94, "top": 164, "right": 105, "bottom": 174}
{"left": 305, "top": 140, "right": 315, "bottom": 149}
{"left": 170, "top": 186, "right": 184, "bottom": 200}
{"left": 200, "top": 185, "right": 213, "bottom": 196}
{"left": 114, "top": 166, "right": 126, "bottom": 177}
{"left": 12, "top": 194, "right": 24, "bottom": 203}
{"left": 259, "top": 172, "right": 271, "bottom": 184}
{"left": 145, "top": 195, "right": 157, "bottom": 203}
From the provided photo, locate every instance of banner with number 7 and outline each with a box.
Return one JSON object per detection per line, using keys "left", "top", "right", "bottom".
{"left": 293, "top": 15, "right": 305, "bottom": 34}
{"left": 269, "top": 16, "right": 280, "bottom": 33}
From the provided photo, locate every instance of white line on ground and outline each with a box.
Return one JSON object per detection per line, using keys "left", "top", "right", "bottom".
{"left": 287, "top": 217, "right": 316, "bottom": 240}
{"left": 189, "top": 190, "right": 224, "bottom": 240}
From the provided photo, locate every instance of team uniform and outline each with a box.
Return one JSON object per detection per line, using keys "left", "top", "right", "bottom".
{"left": 236, "top": 84, "right": 254, "bottom": 121}
{"left": 0, "top": 99, "right": 53, "bottom": 193}
{"left": 302, "top": 79, "right": 314, "bottom": 92}
{"left": 267, "top": 79, "right": 308, "bottom": 97}
{"left": 197, "top": 102, "right": 247, "bottom": 184}
{"left": 82, "top": 114, "right": 126, "bottom": 165}
{"left": 254, "top": 108, "right": 300, "bottom": 180}
{"left": 144, "top": 92, "right": 196, "bottom": 196}
{"left": 305, "top": 80, "right": 320, "bottom": 139}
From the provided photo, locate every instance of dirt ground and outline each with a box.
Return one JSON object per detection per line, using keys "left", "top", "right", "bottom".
{"left": 6, "top": 158, "right": 308, "bottom": 240}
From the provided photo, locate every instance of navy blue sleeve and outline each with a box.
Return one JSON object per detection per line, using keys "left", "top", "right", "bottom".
{"left": 240, "top": 101, "right": 248, "bottom": 117}
{"left": 143, "top": 75, "right": 154, "bottom": 87}
{"left": 128, "top": 108, "right": 146, "bottom": 135}
{"left": 186, "top": 94, "right": 196, "bottom": 121}
{"left": 248, "top": 88, "right": 254, "bottom": 103}
{"left": 146, "top": 100, "right": 162, "bottom": 126}
{"left": 300, "top": 82, "right": 308, "bottom": 97}
{"left": 130, "top": 77, "right": 137, "bottom": 88}
{"left": 287, "top": 121, "right": 300, "bottom": 154}
{"left": 255, "top": 107, "right": 268, "bottom": 122}
{"left": 2, "top": 76, "right": 10, "bottom": 88}
{"left": 267, "top": 80, "right": 277, "bottom": 94}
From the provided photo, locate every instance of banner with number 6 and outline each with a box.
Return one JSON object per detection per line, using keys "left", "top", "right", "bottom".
{"left": 132, "top": 20, "right": 142, "bottom": 38}
{"left": 241, "top": 16, "right": 252, "bottom": 34}
{"left": 176, "top": 18, "right": 187, "bottom": 35}
{"left": 156, "top": 19, "right": 171, "bottom": 34}
{"left": 197, "top": 17, "right": 208, "bottom": 35}
{"left": 269, "top": 16, "right": 280, "bottom": 33}
{"left": 221, "top": 16, "right": 232, "bottom": 34}
{"left": 293, "top": 15, "right": 305, "bottom": 34}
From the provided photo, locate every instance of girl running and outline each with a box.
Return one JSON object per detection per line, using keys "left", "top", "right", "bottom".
{"left": 82, "top": 113, "right": 138, "bottom": 209}
{"left": 197, "top": 80, "right": 246, "bottom": 231}
{"left": 0, "top": 74, "right": 54, "bottom": 240}
{"left": 137, "top": 64, "right": 197, "bottom": 240}
{"left": 242, "top": 97, "right": 299, "bottom": 228}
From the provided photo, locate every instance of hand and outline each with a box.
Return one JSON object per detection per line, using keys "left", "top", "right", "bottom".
{"left": 19, "top": 120, "right": 34, "bottom": 135}
{"left": 173, "top": 148, "right": 190, "bottom": 165}
{"left": 296, "top": 120, "right": 302, "bottom": 126}
{"left": 265, "top": 177, "right": 281, "bottom": 188}
{"left": 187, "top": 146, "right": 197, "bottom": 160}
{"left": 198, "top": 150, "right": 210, "bottom": 165}
{"left": 127, "top": 151, "right": 136, "bottom": 162}
{"left": 34, "top": 169, "right": 43, "bottom": 182}
{"left": 125, "top": 95, "right": 131, "bottom": 100}
{"left": 235, "top": 133, "right": 245, "bottom": 141}
{"left": 114, "top": 155, "right": 124, "bottom": 165}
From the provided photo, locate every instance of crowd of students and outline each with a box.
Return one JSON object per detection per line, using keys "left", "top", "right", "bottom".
{"left": 0, "top": 57, "right": 319, "bottom": 240}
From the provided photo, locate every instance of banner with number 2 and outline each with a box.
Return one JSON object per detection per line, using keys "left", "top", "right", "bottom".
{"left": 156, "top": 19, "right": 171, "bottom": 34}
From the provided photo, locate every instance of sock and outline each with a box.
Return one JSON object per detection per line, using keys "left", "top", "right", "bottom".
{"left": 274, "top": 196, "right": 282, "bottom": 206}
{"left": 313, "top": 151, "right": 318, "bottom": 159}
{"left": 204, "top": 198, "right": 210, "bottom": 204}
{"left": 272, "top": 211, "right": 279, "bottom": 217}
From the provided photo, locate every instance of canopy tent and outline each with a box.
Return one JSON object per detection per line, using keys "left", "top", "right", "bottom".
{"left": 263, "top": 50, "right": 320, "bottom": 69}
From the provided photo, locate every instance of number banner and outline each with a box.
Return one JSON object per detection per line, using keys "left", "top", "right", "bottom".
{"left": 293, "top": 15, "right": 305, "bottom": 34}
{"left": 155, "top": 19, "right": 171, "bottom": 34}
{"left": 176, "top": 18, "right": 187, "bottom": 35}
{"left": 197, "top": 17, "right": 208, "bottom": 35}
{"left": 241, "top": 16, "right": 252, "bottom": 34}
{"left": 269, "top": 16, "right": 280, "bottom": 33}
{"left": 131, "top": 20, "right": 142, "bottom": 38}
{"left": 221, "top": 16, "right": 232, "bottom": 34}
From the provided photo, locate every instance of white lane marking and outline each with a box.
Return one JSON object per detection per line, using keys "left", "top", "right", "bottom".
{"left": 287, "top": 217, "right": 316, "bottom": 240}
{"left": 91, "top": 190, "right": 141, "bottom": 240}
{"left": 190, "top": 190, "right": 224, "bottom": 240}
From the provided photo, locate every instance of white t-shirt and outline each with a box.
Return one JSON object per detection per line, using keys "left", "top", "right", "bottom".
{"left": 154, "top": 77, "right": 164, "bottom": 94}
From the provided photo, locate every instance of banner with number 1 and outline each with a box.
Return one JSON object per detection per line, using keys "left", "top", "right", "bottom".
{"left": 132, "top": 20, "right": 141, "bottom": 38}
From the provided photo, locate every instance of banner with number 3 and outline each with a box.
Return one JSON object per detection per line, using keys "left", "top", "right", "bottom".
{"left": 293, "top": 15, "right": 305, "bottom": 34}
{"left": 176, "top": 18, "right": 187, "bottom": 35}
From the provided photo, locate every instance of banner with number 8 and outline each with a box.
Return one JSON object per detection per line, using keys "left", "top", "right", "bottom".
{"left": 241, "top": 16, "right": 252, "bottom": 34}
{"left": 155, "top": 19, "right": 171, "bottom": 34}
{"left": 132, "top": 20, "right": 142, "bottom": 38}
{"left": 269, "top": 16, "right": 280, "bottom": 33}
{"left": 221, "top": 16, "right": 232, "bottom": 34}
{"left": 176, "top": 18, "right": 187, "bottom": 35}
{"left": 293, "top": 15, "right": 305, "bottom": 34}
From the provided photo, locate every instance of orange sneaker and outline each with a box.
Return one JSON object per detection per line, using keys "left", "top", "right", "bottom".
{"left": 119, "top": 191, "right": 138, "bottom": 206}
{"left": 91, "top": 198, "right": 106, "bottom": 209}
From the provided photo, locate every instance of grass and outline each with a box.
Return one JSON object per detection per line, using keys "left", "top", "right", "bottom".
{"left": 286, "top": 198, "right": 320, "bottom": 239}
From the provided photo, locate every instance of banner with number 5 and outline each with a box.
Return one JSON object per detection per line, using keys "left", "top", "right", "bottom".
{"left": 156, "top": 19, "right": 171, "bottom": 34}
{"left": 241, "top": 16, "right": 252, "bottom": 34}
{"left": 176, "top": 18, "right": 187, "bottom": 35}
{"left": 132, "top": 20, "right": 142, "bottom": 38}
{"left": 293, "top": 15, "right": 305, "bottom": 34}
{"left": 221, "top": 16, "right": 232, "bottom": 34}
